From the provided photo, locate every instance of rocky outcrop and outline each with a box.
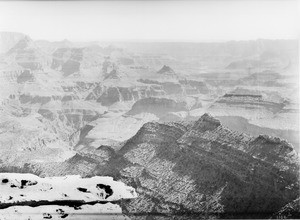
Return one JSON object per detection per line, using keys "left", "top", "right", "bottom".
{"left": 157, "top": 65, "right": 175, "bottom": 75}
{"left": 271, "top": 197, "right": 300, "bottom": 219}
{"left": 247, "top": 135, "right": 299, "bottom": 171}
{"left": 38, "top": 108, "right": 99, "bottom": 130}
{"left": 84, "top": 78, "right": 208, "bottom": 107}
{"left": 5, "top": 36, "right": 45, "bottom": 71}
{"left": 18, "top": 93, "right": 81, "bottom": 106}
{"left": 6, "top": 36, "right": 33, "bottom": 55}
{"left": 192, "top": 113, "right": 221, "bottom": 132}
{"left": 85, "top": 85, "right": 165, "bottom": 106}
{"left": 139, "top": 78, "right": 209, "bottom": 95}
{"left": 216, "top": 116, "right": 300, "bottom": 152}
{"left": 211, "top": 89, "right": 286, "bottom": 114}
{"left": 1, "top": 104, "right": 299, "bottom": 219}
{"left": 35, "top": 148, "right": 115, "bottom": 177}
{"left": 91, "top": 113, "right": 299, "bottom": 218}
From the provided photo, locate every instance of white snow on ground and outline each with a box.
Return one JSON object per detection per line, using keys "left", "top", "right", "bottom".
{"left": 0, "top": 204, "right": 130, "bottom": 220}
{"left": 0, "top": 173, "right": 137, "bottom": 219}
{"left": 0, "top": 173, "right": 137, "bottom": 204}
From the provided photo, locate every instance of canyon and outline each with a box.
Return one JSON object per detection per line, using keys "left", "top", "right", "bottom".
{"left": 0, "top": 32, "right": 299, "bottom": 219}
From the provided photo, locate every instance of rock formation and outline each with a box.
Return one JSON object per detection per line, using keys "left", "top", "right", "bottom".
{"left": 91, "top": 114, "right": 299, "bottom": 219}
{"left": 157, "top": 65, "right": 175, "bottom": 75}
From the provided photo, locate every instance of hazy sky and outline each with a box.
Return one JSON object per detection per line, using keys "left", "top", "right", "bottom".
{"left": 0, "top": 0, "right": 299, "bottom": 42}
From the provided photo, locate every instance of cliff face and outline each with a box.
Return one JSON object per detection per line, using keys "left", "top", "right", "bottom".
{"left": 215, "top": 116, "right": 300, "bottom": 153}
{"left": 91, "top": 113, "right": 299, "bottom": 218}
{"left": 85, "top": 84, "right": 166, "bottom": 106}
{"left": 84, "top": 80, "right": 209, "bottom": 107}
{"left": 212, "top": 92, "right": 285, "bottom": 114}
{"left": 5, "top": 36, "right": 47, "bottom": 71}
{"left": 0, "top": 78, "right": 107, "bottom": 169}
{"left": 207, "top": 87, "right": 299, "bottom": 152}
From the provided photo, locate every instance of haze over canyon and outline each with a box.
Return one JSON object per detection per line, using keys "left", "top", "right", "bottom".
{"left": 0, "top": 31, "right": 299, "bottom": 219}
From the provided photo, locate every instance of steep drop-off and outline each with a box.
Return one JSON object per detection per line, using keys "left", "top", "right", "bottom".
{"left": 93, "top": 114, "right": 299, "bottom": 219}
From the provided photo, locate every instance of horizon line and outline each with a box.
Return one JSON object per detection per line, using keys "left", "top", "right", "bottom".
{"left": 1, "top": 31, "right": 298, "bottom": 44}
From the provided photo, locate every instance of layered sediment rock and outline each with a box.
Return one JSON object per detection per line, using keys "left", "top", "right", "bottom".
{"left": 86, "top": 85, "right": 165, "bottom": 106}
{"left": 92, "top": 113, "right": 300, "bottom": 218}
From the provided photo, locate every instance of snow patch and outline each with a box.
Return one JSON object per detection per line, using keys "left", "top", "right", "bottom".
{"left": 0, "top": 173, "right": 137, "bottom": 204}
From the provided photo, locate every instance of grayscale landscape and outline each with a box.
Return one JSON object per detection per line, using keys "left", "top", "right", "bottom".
{"left": 0, "top": 0, "right": 299, "bottom": 219}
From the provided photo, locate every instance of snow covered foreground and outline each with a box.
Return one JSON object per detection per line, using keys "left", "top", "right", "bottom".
{"left": 0, "top": 204, "right": 131, "bottom": 220}
{"left": 0, "top": 173, "right": 137, "bottom": 219}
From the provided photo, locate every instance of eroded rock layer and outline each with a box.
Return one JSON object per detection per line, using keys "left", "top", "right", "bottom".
{"left": 92, "top": 114, "right": 299, "bottom": 219}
